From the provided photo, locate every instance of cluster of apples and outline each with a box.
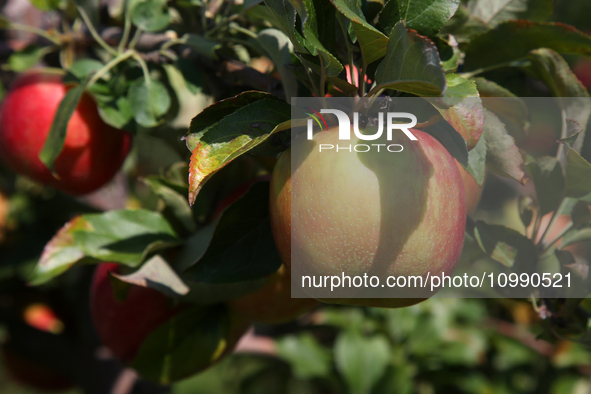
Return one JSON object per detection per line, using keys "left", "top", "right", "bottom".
{"left": 0, "top": 69, "right": 486, "bottom": 384}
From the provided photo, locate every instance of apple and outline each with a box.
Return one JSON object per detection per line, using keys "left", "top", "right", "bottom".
{"left": 455, "top": 160, "right": 484, "bottom": 215}
{"left": 0, "top": 191, "right": 8, "bottom": 241}
{"left": 528, "top": 212, "right": 586, "bottom": 257}
{"left": 1, "top": 345, "right": 75, "bottom": 392}
{"left": 90, "top": 263, "right": 248, "bottom": 379}
{"left": 90, "top": 263, "right": 180, "bottom": 364}
{"left": 0, "top": 69, "right": 132, "bottom": 195}
{"left": 269, "top": 128, "right": 466, "bottom": 307}
{"left": 23, "top": 303, "right": 64, "bottom": 335}
{"left": 573, "top": 58, "right": 591, "bottom": 89}
{"left": 228, "top": 264, "right": 319, "bottom": 324}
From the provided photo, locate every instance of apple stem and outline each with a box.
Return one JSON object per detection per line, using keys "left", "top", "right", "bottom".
{"left": 87, "top": 50, "right": 135, "bottom": 88}
{"left": 118, "top": 0, "right": 132, "bottom": 53}
{"left": 131, "top": 51, "right": 152, "bottom": 86}
{"left": 77, "top": 6, "right": 118, "bottom": 56}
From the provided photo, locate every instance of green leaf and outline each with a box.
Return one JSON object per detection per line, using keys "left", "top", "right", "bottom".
{"left": 186, "top": 93, "right": 290, "bottom": 205}
{"left": 263, "top": 0, "right": 311, "bottom": 54}
{"left": 439, "top": 5, "right": 489, "bottom": 44}
{"left": 276, "top": 333, "right": 332, "bottom": 379}
{"left": 562, "top": 228, "right": 591, "bottom": 248}
{"left": 473, "top": 221, "right": 537, "bottom": 269}
{"left": 482, "top": 109, "right": 525, "bottom": 184}
{"left": 474, "top": 77, "right": 529, "bottom": 134}
{"left": 379, "top": 0, "right": 460, "bottom": 37}
{"left": 526, "top": 157, "right": 565, "bottom": 216}
{"left": 144, "top": 177, "right": 196, "bottom": 233}
{"left": 30, "top": 209, "right": 180, "bottom": 285}
{"left": 467, "top": 133, "right": 487, "bottom": 186}
{"left": 128, "top": 79, "right": 171, "bottom": 128}
{"left": 132, "top": 305, "right": 246, "bottom": 384}
{"left": 97, "top": 96, "right": 134, "bottom": 129}
{"left": 38, "top": 76, "right": 91, "bottom": 174}
{"left": 131, "top": 0, "right": 171, "bottom": 31}
{"left": 184, "top": 34, "right": 221, "bottom": 58}
{"left": 5, "top": 45, "right": 45, "bottom": 72}
{"left": 182, "top": 182, "right": 282, "bottom": 284}
{"left": 112, "top": 254, "right": 190, "bottom": 297}
{"left": 254, "top": 28, "right": 298, "bottom": 102}
{"left": 464, "top": 22, "right": 591, "bottom": 72}
{"left": 374, "top": 22, "right": 446, "bottom": 96}
{"left": 565, "top": 146, "right": 591, "bottom": 198}
{"left": 330, "top": 0, "right": 389, "bottom": 64}
{"left": 435, "top": 74, "right": 484, "bottom": 149}
{"left": 334, "top": 332, "right": 391, "bottom": 394}
{"left": 184, "top": 91, "right": 276, "bottom": 151}
{"left": 467, "top": 0, "right": 552, "bottom": 27}
{"left": 29, "top": 0, "right": 60, "bottom": 11}
{"left": 67, "top": 58, "right": 105, "bottom": 80}
{"left": 525, "top": 48, "right": 591, "bottom": 154}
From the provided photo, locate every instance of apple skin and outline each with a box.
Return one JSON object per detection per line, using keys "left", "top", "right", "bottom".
{"left": 90, "top": 263, "right": 180, "bottom": 364}
{"left": 270, "top": 128, "right": 466, "bottom": 307}
{"left": 0, "top": 69, "right": 132, "bottom": 195}
{"left": 1, "top": 345, "right": 75, "bottom": 392}
{"left": 455, "top": 160, "right": 484, "bottom": 215}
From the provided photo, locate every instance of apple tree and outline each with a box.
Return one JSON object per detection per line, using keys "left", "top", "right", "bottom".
{"left": 1, "top": 0, "right": 591, "bottom": 392}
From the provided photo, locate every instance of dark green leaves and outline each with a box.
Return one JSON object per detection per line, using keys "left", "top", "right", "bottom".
{"left": 565, "top": 146, "right": 591, "bottom": 198}
{"left": 128, "top": 79, "right": 171, "bottom": 128}
{"left": 183, "top": 182, "right": 282, "bottom": 284}
{"left": 330, "top": 0, "right": 389, "bottom": 64}
{"left": 379, "top": 0, "right": 460, "bottom": 37}
{"left": 131, "top": 0, "right": 171, "bottom": 32}
{"left": 185, "top": 92, "right": 290, "bottom": 205}
{"left": 526, "top": 157, "right": 565, "bottom": 216}
{"left": 132, "top": 305, "right": 244, "bottom": 384}
{"left": 30, "top": 210, "right": 180, "bottom": 285}
{"left": 473, "top": 221, "right": 537, "bottom": 269}
{"left": 374, "top": 22, "right": 446, "bottom": 96}
{"left": 464, "top": 22, "right": 591, "bottom": 71}
{"left": 467, "top": 0, "right": 552, "bottom": 27}
{"left": 38, "top": 76, "right": 91, "bottom": 174}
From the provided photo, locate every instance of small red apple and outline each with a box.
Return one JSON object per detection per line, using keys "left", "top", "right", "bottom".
{"left": 23, "top": 303, "right": 64, "bottom": 334}
{"left": 270, "top": 128, "right": 466, "bottom": 307}
{"left": 90, "top": 263, "right": 181, "bottom": 364}
{"left": 90, "top": 263, "right": 249, "bottom": 380}
{"left": 0, "top": 69, "right": 132, "bottom": 195}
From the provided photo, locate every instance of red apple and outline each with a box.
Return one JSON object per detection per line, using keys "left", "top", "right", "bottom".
{"left": 455, "top": 160, "right": 484, "bottom": 215}
{"left": 22, "top": 303, "right": 64, "bottom": 334}
{"left": 90, "top": 263, "right": 249, "bottom": 380}
{"left": 90, "top": 263, "right": 179, "bottom": 364}
{"left": 0, "top": 69, "right": 132, "bottom": 195}
{"left": 270, "top": 128, "right": 466, "bottom": 307}
{"left": 0, "top": 191, "right": 8, "bottom": 241}
{"left": 573, "top": 58, "right": 591, "bottom": 89}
